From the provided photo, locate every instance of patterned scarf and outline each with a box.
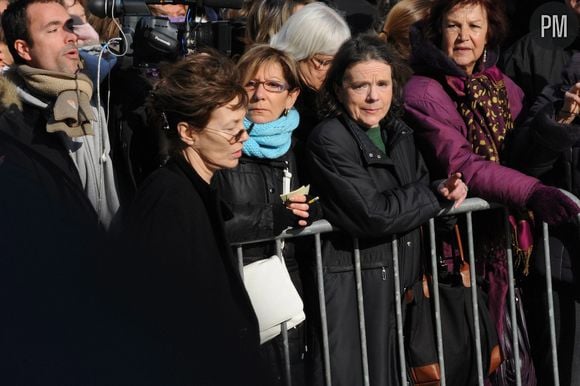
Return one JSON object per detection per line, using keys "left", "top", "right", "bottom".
{"left": 243, "top": 107, "right": 300, "bottom": 159}
{"left": 445, "top": 66, "right": 513, "bottom": 163}
{"left": 446, "top": 66, "right": 532, "bottom": 274}
{"left": 16, "top": 65, "right": 95, "bottom": 138}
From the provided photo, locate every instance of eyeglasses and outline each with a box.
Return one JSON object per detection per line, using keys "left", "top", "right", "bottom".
{"left": 244, "top": 79, "right": 289, "bottom": 93}
{"left": 203, "top": 126, "right": 247, "bottom": 144}
{"left": 309, "top": 55, "right": 334, "bottom": 70}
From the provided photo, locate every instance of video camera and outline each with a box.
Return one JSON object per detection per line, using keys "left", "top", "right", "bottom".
{"left": 89, "top": 0, "right": 244, "bottom": 68}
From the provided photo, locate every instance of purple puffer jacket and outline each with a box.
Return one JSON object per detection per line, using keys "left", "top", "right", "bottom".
{"left": 403, "top": 27, "right": 540, "bottom": 208}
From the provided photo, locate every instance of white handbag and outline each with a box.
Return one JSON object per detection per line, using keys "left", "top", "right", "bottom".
{"left": 242, "top": 255, "right": 305, "bottom": 344}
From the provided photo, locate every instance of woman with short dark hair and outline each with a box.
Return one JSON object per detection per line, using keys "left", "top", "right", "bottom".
{"left": 117, "top": 51, "right": 264, "bottom": 386}
{"left": 307, "top": 34, "right": 467, "bottom": 386}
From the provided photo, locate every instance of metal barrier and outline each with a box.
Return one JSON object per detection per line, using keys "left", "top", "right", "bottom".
{"left": 232, "top": 192, "right": 580, "bottom": 386}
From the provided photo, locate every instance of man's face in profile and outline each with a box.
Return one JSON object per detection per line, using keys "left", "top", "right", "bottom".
{"left": 15, "top": 1, "right": 79, "bottom": 74}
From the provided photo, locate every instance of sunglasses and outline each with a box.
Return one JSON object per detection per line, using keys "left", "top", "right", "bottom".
{"left": 203, "top": 126, "right": 247, "bottom": 144}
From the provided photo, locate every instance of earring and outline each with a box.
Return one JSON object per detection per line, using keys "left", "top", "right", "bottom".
{"left": 283, "top": 108, "right": 289, "bottom": 117}
{"left": 161, "top": 111, "right": 170, "bottom": 131}
{"left": 482, "top": 47, "right": 487, "bottom": 65}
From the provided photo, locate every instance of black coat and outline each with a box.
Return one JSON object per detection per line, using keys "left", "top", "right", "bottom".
{"left": 501, "top": 32, "right": 580, "bottom": 104}
{"left": 306, "top": 114, "right": 441, "bottom": 386}
{"left": 507, "top": 54, "right": 580, "bottom": 286}
{"left": 0, "top": 85, "right": 126, "bottom": 385}
{"left": 117, "top": 156, "right": 263, "bottom": 386}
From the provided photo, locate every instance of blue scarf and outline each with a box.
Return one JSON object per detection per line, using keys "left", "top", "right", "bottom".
{"left": 242, "top": 108, "right": 300, "bottom": 159}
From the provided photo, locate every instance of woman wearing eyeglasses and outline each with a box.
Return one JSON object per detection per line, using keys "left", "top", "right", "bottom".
{"left": 212, "top": 44, "right": 318, "bottom": 386}
{"left": 270, "top": 2, "right": 351, "bottom": 154}
{"left": 115, "top": 51, "right": 265, "bottom": 386}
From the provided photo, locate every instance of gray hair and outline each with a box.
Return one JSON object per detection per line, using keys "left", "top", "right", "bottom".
{"left": 270, "top": 2, "right": 351, "bottom": 61}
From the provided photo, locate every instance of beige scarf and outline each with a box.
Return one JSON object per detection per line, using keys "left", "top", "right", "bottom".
{"left": 16, "top": 65, "right": 95, "bottom": 137}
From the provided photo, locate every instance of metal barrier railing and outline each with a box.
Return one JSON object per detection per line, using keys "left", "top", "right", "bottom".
{"left": 233, "top": 192, "right": 580, "bottom": 386}
{"left": 234, "top": 220, "right": 337, "bottom": 386}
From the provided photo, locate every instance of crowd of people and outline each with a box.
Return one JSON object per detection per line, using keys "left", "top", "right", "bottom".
{"left": 0, "top": 0, "right": 579, "bottom": 385}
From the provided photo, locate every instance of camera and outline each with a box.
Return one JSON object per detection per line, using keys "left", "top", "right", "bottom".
{"left": 89, "top": 0, "right": 244, "bottom": 68}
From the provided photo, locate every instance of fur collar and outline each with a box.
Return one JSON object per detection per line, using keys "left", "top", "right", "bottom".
{"left": 0, "top": 72, "right": 23, "bottom": 114}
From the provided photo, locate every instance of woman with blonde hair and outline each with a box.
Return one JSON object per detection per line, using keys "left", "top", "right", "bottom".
{"left": 379, "top": 0, "right": 432, "bottom": 60}
{"left": 213, "top": 44, "right": 316, "bottom": 385}
{"left": 242, "top": 0, "right": 314, "bottom": 45}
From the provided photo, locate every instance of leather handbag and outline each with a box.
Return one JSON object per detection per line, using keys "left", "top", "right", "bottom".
{"left": 405, "top": 225, "right": 502, "bottom": 386}
{"left": 243, "top": 255, "right": 305, "bottom": 344}
{"left": 405, "top": 276, "right": 441, "bottom": 386}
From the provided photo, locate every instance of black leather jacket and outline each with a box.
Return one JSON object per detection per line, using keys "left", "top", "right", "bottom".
{"left": 307, "top": 114, "right": 441, "bottom": 288}
{"left": 213, "top": 149, "right": 303, "bottom": 273}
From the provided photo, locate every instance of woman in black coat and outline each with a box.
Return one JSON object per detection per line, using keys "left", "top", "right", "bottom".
{"left": 306, "top": 34, "right": 468, "bottom": 386}
{"left": 116, "top": 52, "right": 264, "bottom": 386}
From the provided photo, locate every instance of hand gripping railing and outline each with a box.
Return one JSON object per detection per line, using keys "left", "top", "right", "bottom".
{"left": 232, "top": 190, "right": 580, "bottom": 386}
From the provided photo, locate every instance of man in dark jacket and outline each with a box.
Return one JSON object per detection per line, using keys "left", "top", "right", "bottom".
{"left": 508, "top": 53, "right": 580, "bottom": 386}
{"left": 0, "top": 0, "right": 129, "bottom": 384}
{"left": 501, "top": 0, "right": 580, "bottom": 102}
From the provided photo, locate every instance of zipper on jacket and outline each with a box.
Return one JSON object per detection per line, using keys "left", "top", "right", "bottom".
{"left": 382, "top": 266, "right": 387, "bottom": 281}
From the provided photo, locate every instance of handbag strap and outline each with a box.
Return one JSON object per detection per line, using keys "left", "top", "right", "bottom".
{"left": 454, "top": 224, "right": 471, "bottom": 288}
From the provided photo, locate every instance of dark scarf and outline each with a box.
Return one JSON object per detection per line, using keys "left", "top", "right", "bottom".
{"left": 445, "top": 66, "right": 514, "bottom": 163}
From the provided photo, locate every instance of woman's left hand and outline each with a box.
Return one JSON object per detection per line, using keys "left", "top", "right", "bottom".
{"left": 438, "top": 172, "right": 468, "bottom": 208}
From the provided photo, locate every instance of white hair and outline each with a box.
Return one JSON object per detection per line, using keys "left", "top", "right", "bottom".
{"left": 270, "top": 2, "right": 351, "bottom": 61}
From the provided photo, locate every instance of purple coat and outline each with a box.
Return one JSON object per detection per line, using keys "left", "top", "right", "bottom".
{"left": 403, "top": 28, "right": 539, "bottom": 208}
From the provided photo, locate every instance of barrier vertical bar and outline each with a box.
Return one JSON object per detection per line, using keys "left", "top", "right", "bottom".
{"left": 276, "top": 239, "right": 292, "bottom": 386}
{"left": 503, "top": 209, "right": 522, "bottom": 386}
{"left": 237, "top": 246, "right": 244, "bottom": 280}
{"left": 391, "top": 235, "right": 408, "bottom": 385}
{"left": 542, "top": 222, "right": 560, "bottom": 386}
{"left": 466, "top": 212, "right": 484, "bottom": 386}
{"left": 315, "top": 233, "right": 332, "bottom": 386}
{"left": 428, "top": 218, "right": 447, "bottom": 386}
{"left": 353, "top": 238, "right": 370, "bottom": 386}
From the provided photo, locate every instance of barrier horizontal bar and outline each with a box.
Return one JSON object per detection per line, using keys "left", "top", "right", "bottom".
{"left": 232, "top": 193, "right": 580, "bottom": 248}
